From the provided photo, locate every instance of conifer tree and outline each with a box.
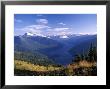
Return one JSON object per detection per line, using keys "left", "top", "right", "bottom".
{"left": 81, "top": 54, "right": 84, "bottom": 60}
{"left": 93, "top": 46, "right": 97, "bottom": 61}
{"left": 74, "top": 54, "right": 81, "bottom": 62}
{"left": 88, "top": 43, "right": 93, "bottom": 61}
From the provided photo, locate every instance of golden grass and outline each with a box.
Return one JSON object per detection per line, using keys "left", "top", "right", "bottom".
{"left": 78, "top": 60, "right": 96, "bottom": 67}
{"left": 14, "top": 60, "right": 63, "bottom": 72}
{"left": 68, "top": 60, "right": 96, "bottom": 69}
{"left": 66, "top": 60, "right": 97, "bottom": 75}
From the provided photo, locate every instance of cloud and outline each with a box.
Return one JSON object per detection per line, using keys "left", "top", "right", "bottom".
{"left": 46, "top": 27, "right": 72, "bottom": 36}
{"left": 53, "top": 28, "right": 72, "bottom": 35}
{"left": 58, "top": 22, "right": 66, "bottom": 26}
{"left": 15, "top": 19, "right": 22, "bottom": 23}
{"left": 21, "top": 24, "right": 71, "bottom": 36}
{"left": 54, "top": 28, "right": 69, "bottom": 31}
{"left": 27, "top": 25, "right": 50, "bottom": 30}
{"left": 19, "top": 22, "right": 73, "bottom": 36}
{"left": 21, "top": 24, "right": 51, "bottom": 34}
{"left": 36, "top": 19, "right": 48, "bottom": 24}
{"left": 20, "top": 18, "right": 50, "bottom": 35}
{"left": 16, "top": 18, "right": 72, "bottom": 36}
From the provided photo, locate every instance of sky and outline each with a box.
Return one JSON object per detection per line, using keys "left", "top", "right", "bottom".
{"left": 14, "top": 14, "right": 97, "bottom": 36}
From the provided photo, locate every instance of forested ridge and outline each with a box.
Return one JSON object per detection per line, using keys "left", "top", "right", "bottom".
{"left": 14, "top": 43, "right": 97, "bottom": 76}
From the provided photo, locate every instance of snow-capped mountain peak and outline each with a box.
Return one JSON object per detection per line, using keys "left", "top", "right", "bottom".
{"left": 60, "top": 35, "right": 69, "bottom": 38}
{"left": 24, "top": 32, "right": 34, "bottom": 36}
{"left": 22, "top": 32, "right": 96, "bottom": 39}
{"left": 23, "top": 32, "right": 47, "bottom": 37}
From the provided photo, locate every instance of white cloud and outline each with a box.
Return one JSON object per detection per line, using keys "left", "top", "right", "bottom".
{"left": 45, "top": 27, "right": 72, "bottom": 36}
{"left": 16, "top": 18, "right": 73, "bottom": 36}
{"left": 36, "top": 19, "right": 48, "bottom": 24}
{"left": 54, "top": 28, "right": 69, "bottom": 31}
{"left": 20, "top": 23, "right": 73, "bottom": 36}
{"left": 15, "top": 19, "right": 22, "bottom": 23}
{"left": 27, "top": 25, "right": 50, "bottom": 30}
{"left": 58, "top": 22, "right": 66, "bottom": 26}
{"left": 21, "top": 24, "right": 51, "bottom": 35}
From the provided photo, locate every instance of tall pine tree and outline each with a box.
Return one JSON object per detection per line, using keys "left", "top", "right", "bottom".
{"left": 93, "top": 46, "right": 97, "bottom": 61}
{"left": 88, "top": 43, "right": 94, "bottom": 61}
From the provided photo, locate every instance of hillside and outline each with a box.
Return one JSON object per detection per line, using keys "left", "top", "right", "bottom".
{"left": 14, "top": 51, "right": 55, "bottom": 66}
{"left": 14, "top": 36, "right": 62, "bottom": 52}
{"left": 14, "top": 60, "right": 65, "bottom": 76}
{"left": 66, "top": 60, "right": 97, "bottom": 76}
{"left": 14, "top": 34, "right": 97, "bottom": 65}
{"left": 69, "top": 37, "right": 97, "bottom": 55}
{"left": 14, "top": 60, "right": 96, "bottom": 76}
{"left": 15, "top": 42, "right": 97, "bottom": 76}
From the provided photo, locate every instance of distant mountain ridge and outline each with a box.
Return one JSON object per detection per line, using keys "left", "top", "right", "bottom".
{"left": 17, "top": 32, "right": 96, "bottom": 39}
{"left": 14, "top": 32, "right": 97, "bottom": 65}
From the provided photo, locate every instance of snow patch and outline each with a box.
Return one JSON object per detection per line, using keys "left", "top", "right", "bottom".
{"left": 24, "top": 32, "right": 34, "bottom": 36}
{"left": 60, "top": 35, "right": 69, "bottom": 38}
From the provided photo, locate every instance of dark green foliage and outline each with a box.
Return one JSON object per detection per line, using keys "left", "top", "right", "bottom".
{"left": 73, "top": 54, "right": 81, "bottom": 62}
{"left": 88, "top": 43, "right": 97, "bottom": 62}
{"left": 93, "top": 47, "right": 97, "bottom": 61}
{"left": 15, "top": 51, "right": 55, "bottom": 66}
{"left": 72, "top": 43, "right": 97, "bottom": 62}
{"left": 88, "top": 43, "right": 94, "bottom": 61}
{"left": 81, "top": 54, "right": 84, "bottom": 60}
{"left": 69, "top": 36, "right": 97, "bottom": 56}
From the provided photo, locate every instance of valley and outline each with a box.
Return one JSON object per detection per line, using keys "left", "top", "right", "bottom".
{"left": 14, "top": 33, "right": 97, "bottom": 76}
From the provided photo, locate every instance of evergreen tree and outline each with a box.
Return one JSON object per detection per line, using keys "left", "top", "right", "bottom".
{"left": 81, "top": 49, "right": 85, "bottom": 60}
{"left": 93, "top": 46, "right": 97, "bottom": 61}
{"left": 72, "top": 43, "right": 97, "bottom": 63}
{"left": 81, "top": 54, "right": 84, "bottom": 60}
{"left": 74, "top": 54, "right": 81, "bottom": 62}
{"left": 88, "top": 43, "right": 94, "bottom": 61}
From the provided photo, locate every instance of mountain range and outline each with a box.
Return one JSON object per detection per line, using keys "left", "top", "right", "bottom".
{"left": 14, "top": 32, "right": 97, "bottom": 65}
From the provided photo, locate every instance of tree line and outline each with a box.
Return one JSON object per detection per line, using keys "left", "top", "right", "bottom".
{"left": 72, "top": 43, "right": 97, "bottom": 63}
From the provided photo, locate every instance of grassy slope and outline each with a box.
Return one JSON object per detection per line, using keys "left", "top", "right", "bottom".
{"left": 15, "top": 60, "right": 63, "bottom": 72}
{"left": 14, "top": 60, "right": 97, "bottom": 76}
{"left": 65, "top": 60, "right": 97, "bottom": 76}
